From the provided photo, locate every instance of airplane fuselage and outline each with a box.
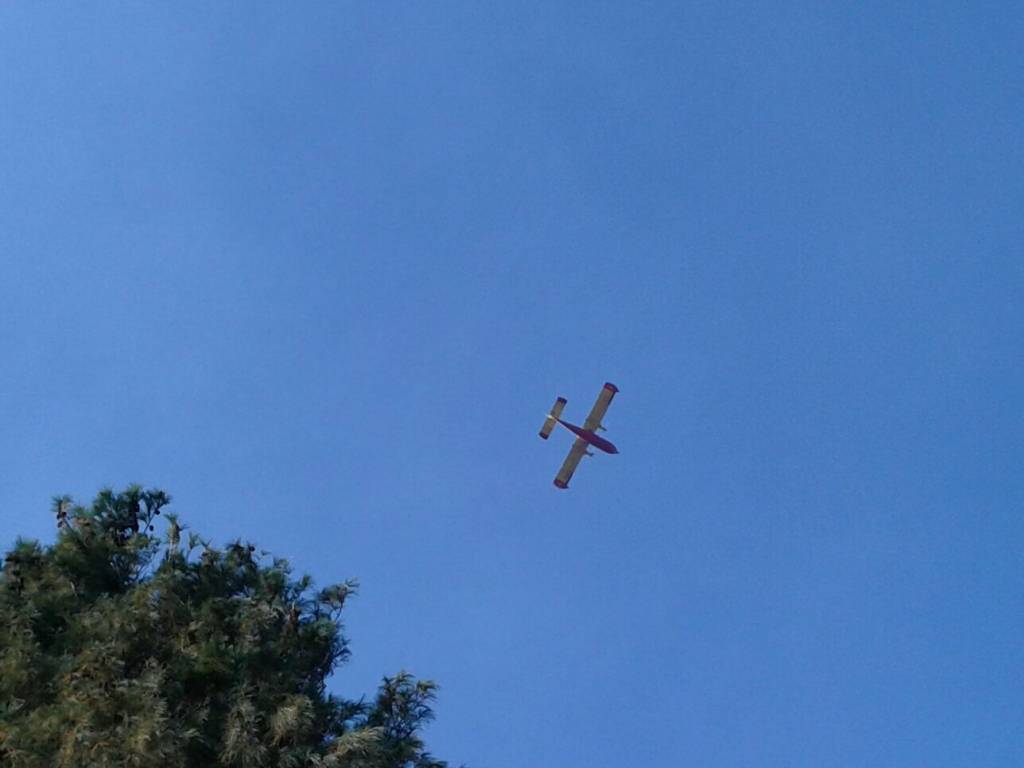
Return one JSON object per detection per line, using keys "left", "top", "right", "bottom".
{"left": 556, "top": 418, "right": 619, "bottom": 454}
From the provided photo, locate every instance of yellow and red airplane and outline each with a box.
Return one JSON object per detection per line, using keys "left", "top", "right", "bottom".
{"left": 539, "top": 382, "right": 619, "bottom": 489}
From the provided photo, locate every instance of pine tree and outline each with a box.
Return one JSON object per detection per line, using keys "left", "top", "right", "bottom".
{"left": 0, "top": 487, "right": 448, "bottom": 768}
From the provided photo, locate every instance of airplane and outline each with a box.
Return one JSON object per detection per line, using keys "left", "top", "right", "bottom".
{"left": 538, "top": 382, "right": 619, "bottom": 489}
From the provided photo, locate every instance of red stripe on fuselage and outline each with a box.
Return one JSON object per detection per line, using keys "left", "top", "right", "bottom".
{"left": 556, "top": 419, "right": 619, "bottom": 454}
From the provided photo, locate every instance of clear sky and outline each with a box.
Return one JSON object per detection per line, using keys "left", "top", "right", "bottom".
{"left": 1, "top": 3, "right": 1022, "bottom": 766}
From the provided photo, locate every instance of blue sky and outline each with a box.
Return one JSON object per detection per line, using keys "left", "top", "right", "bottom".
{"left": 1, "top": 3, "right": 1022, "bottom": 766}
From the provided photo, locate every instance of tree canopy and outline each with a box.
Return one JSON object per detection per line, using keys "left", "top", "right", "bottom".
{"left": 0, "top": 487, "right": 448, "bottom": 768}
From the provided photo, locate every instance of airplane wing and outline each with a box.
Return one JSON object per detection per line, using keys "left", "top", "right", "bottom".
{"left": 582, "top": 382, "right": 619, "bottom": 432}
{"left": 553, "top": 438, "right": 589, "bottom": 489}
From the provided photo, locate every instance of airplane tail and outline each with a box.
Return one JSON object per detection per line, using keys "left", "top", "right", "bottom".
{"left": 538, "top": 397, "right": 567, "bottom": 439}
